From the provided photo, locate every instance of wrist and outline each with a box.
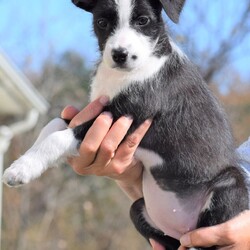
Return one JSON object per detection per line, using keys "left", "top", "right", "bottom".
{"left": 116, "top": 175, "right": 143, "bottom": 201}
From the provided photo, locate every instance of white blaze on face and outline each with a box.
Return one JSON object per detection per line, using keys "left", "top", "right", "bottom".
{"left": 116, "top": 0, "right": 132, "bottom": 28}
{"left": 103, "top": 0, "right": 154, "bottom": 70}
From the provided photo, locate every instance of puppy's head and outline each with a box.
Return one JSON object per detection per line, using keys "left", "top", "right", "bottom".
{"left": 72, "top": 0, "right": 185, "bottom": 71}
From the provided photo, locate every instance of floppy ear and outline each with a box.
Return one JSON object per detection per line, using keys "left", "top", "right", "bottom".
{"left": 71, "top": 0, "right": 97, "bottom": 12}
{"left": 159, "top": 0, "right": 185, "bottom": 23}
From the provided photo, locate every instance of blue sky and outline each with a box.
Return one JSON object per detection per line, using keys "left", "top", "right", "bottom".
{"left": 0, "top": 0, "right": 98, "bottom": 68}
{"left": 0, "top": 0, "right": 249, "bottom": 88}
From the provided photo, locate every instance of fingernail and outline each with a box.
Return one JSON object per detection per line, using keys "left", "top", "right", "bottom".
{"left": 60, "top": 105, "right": 70, "bottom": 118}
{"left": 61, "top": 105, "right": 77, "bottom": 119}
{"left": 180, "top": 234, "right": 191, "bottom": 247}
{"left": 124, "top": 114, "right": 133, "bottom": 120}
{"left": 99, "top": 96, "right": 110, "bottom": 106}
{"left": 145, "top": 119, "right": 153, "bottom": 125}
{"left": 61, "top": 110, "right": 66, "bottom": 119}
{"left": 149, "top": 239, "right": 156, "bottom": 248}
{"left": 102, "top": 111, "right": 113, "bottom": 119}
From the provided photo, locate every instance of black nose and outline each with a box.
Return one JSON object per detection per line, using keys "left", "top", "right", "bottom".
{"left": 112, "top": 48, "right": 128, "bottom": 65}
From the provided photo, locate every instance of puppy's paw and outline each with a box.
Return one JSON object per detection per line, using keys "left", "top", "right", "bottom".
{"left": 2, "top": 160, "right": 34, "bottom": 187}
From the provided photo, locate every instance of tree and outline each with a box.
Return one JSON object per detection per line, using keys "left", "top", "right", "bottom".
{"left": 171, "top": 0, "right": 250, "bottom": 83}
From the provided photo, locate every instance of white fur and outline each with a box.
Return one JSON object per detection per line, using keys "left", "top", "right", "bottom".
{"left": 3, "top": 120, "right": 78, "bottom": 186}
{"left": 135, "top": 148, "right": 164, "bottom": 171}
{"left": 34, "top": 118, "right": 68, "bottom": 146}
{"left": 103, "top": 27, "right": 157, "bottom": 71}
{"left": 201, "top": 191, "right": 214, "bottom": 212}
{"left": 116, "top": 0, "right": 132, "bottom": 28}
{"left": 91, "top": 55, "right": 167, "bottom": 100}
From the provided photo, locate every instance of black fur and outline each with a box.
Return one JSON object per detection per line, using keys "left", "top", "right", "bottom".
{"left": 130, "top": 198, "right": 180, "bottom": 250}
{"left": 160, "top": 0, "right": 186, "bottom": 23}
{"left": 92, "top": 0, "right": 119, "bottom": 51}
{"left": 72, "top": 0, "right": 249, "bottom": 249}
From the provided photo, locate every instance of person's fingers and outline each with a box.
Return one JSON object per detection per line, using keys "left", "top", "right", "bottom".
{"left": 69, "top": 118, "right": 152, "bottom": 178}
{"left": 149, "top": 239, "right": 166, "bottom": 250}
{"left": 180, "top": 224, "right": 230, "bottom": 248}
{"left": 94, "top": 116, "right": 133, "bottom": 170}
{"left": 177, "top": 246, "right": 186, "bottom": 250}
{"left": 69, "top": 112, "right": 113, "bottom": 175}
{"left": 63, "top": 96, "right": 110, "bottom": 128}
{"left": 106, "top": 119, "right": 152, "bottom": 178}
{"left": 114, "top": 119, "right": 152, "bottom": 163}
{"left": 61, "top": 105, "right": 80, "bottom": 120}
{"left": 96, "top": 118, "right": 152, "bottom": 178}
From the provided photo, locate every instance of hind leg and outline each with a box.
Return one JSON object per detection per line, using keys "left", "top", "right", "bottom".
{"left": 194, "top": 167, "right": 249, "bottom": 250}
{"left": 130, "top": 198, "right": 180, "bottom": 250}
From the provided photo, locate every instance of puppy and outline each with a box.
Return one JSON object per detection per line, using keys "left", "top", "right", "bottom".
{"left": 3, "top": 0, "right": 249, "bottom": 249}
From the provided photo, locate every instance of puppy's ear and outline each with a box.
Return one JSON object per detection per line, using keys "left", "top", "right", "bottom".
{"left": 71, "top": 0, "right": 97, "bottom": 12}
{"left": 159, "top": 0, "right": 185, "bottom": 23}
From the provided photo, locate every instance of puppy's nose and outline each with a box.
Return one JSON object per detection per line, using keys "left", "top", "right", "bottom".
{"left": 112, "top": 48, "right": 128, "bottom": 65}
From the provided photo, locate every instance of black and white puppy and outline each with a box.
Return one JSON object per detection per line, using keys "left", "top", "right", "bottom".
{"left": 3, "top": 0, "right": 250, "bottom": 249}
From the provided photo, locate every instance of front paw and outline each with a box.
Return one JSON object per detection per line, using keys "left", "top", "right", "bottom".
{"left": 2, "top": 160, "right": 33, "bottom": 187}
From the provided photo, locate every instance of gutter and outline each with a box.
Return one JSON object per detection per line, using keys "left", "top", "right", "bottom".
{"left": 0, "top": 108, "right": 40, "bottom": 154}
{"left": 0, "top": 108, "right": 41, "bottom": 249}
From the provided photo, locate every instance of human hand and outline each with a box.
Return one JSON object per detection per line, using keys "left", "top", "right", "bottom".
{"left": 61, "top": 96, "right": 152, "bottom": 200}
{"left": 149, "top": 239, "right": 166, "bottom": 250}
{"left": 178, "top": 210, "right": 250, "bottom": 250}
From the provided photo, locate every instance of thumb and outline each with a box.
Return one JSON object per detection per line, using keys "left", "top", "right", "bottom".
{"left": 180, "top": 225, "right": 226, "bottom": 248}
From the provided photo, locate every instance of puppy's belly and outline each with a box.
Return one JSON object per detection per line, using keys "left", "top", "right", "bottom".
{"left": 142, "top": 171, "right": 205, "bottom": 240}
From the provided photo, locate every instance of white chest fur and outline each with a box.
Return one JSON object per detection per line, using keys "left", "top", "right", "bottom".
{"left": 90, "top": 55, "right": 168, "bottom": 101}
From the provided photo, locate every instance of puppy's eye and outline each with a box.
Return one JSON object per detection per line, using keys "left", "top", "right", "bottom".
{"left": 97, "top": 18, "right": 109, "bottom": 29}
{"left": 136, "top": 16, "right": 150, "bottom": 26}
